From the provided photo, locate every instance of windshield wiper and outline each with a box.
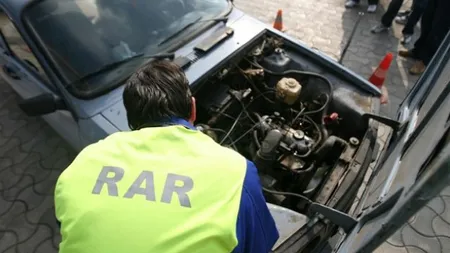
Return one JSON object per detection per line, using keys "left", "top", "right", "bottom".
{"left": 158, "top": 17, "right": 229, "bottom": 47}
{"left": 67, "top": 53, "right": 175, "bottom": 87}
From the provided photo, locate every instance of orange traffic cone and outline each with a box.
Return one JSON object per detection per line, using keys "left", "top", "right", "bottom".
{"left": 369, "top": 53, "right": 394, "bottom": 88}
{"left": 273, "top": 10, "right": 283, "bottom": 31}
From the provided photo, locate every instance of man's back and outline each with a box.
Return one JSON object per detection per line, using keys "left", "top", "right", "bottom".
{"left": 55, "top": 122, "right": 278, "bottom": 253}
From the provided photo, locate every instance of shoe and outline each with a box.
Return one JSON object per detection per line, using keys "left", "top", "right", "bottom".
{"left": 395, "top": 15, "right": 409, "bottom": 25}
{"left": 397, "top": 10, "right": 411, "bottom": 17}
{"left": 371, "top": 23, "right": 389, "bottom": 33}
{"left": 401, "top": 34, "right": 412, "bottom": 45}
{"left": 367, "top": 5, "right": 377, "bottom": 13}
{"left": 345, "top": 0, "right": 359, "bottom": 8}
{"left": 398, "top": 49, "right": 415, "bottom": 59}
{"left": 409, "top": 61, "right": 425, "bottom": 75}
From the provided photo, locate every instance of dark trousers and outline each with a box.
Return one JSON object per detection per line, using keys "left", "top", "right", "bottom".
{"left": 354, "top": 0, "right": 379, "bottom": 4}
{"left": 403, "top": 0, "right": 428, "bottom": 34}
{"left": 381, "top": 0, "right": 427, "bottom": 35}
{"left": 412, "top": 0, "right": 450, "bottom": 64}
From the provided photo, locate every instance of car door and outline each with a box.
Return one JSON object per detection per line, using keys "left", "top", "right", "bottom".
{"left": 332, "top": 31, "right": 450, "bottom": 253}
{"left": 0, "top": 11, "right": 82, "bottom": 150}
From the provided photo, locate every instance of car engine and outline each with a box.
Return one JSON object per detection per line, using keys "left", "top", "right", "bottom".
{"left": 194, "top": 36, "right": 368, "bottom": 213}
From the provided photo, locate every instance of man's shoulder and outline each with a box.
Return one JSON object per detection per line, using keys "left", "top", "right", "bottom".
{"left": 234, "top": 160, "right": 280, "bottom": 252}
{"left": 57, "top": 132, "right": 129, "bottom": 182}
{"left": 82, "top": 131, "right": 130, "bottom": 151}
{"left": 236, "top": 160, "right": 265, "bottom": 208}
{"left": 240, "top": 161, "right": 262, "bottom": 198}
{"left": 68, "top": 131, "right": 128, "bottom": 167}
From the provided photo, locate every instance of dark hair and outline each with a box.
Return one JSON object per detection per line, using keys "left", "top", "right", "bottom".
{"left": 123, "top": 60, "right": 192, "bottom": 130}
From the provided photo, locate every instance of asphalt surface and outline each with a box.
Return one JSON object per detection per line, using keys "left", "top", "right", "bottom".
{"left": 1, "top": 0, "right": 449, "bottom": 252}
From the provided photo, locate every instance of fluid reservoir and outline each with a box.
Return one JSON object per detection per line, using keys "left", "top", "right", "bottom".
{"left": 276, "top": 77, "right": 302, "bottom": 105}
{"left": 261, "top": 48, "right": 291, "bottom": 73}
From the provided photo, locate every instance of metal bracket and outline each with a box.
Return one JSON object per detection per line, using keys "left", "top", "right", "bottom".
{"left": 362, "top": 113, "right": 404, "bottom": 132}
{"left": 308, "top": 203, "right": 357, "bottom": 234}
{"left": 360, "top": 188, "right": 404, "bottom": 223}
{"left": 174, "top": 56, "right": 192, "bottom": 70}
{"left": 194, "top": 27, "right": 234, "bottom": 53}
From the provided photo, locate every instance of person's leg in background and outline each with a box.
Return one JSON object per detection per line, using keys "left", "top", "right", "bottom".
{"left": 399, "top": 0, "right": 450, "bottom": 75}
{"left": 401, "top": 0, "right": 429, "bottom": 44}
{"left": 345, "top": 0, "right": 360, "bottom": 8}
{"left": 367, "top": 0, "right": 379, "bottom": 13}
{"left": 397, "top": 9, "right": 411, "bottom": 18}
{"left": 371, "top": 0, "right": 404, "bottom": 33}
{"left": 411, "top": 0, "right": 450, "bottom": 74}
{"left": 395, "top": 0, "right": 416, "bottom": 25}
{"left": 345, "top": 0, "right": 379, "bottom": 13}
{"left": 399, "top": 0, "right": 435, "bottom": 61}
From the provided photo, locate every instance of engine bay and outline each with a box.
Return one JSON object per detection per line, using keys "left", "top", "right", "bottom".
{"left": 194, "top": 35, "right": 376, "bottom": 215}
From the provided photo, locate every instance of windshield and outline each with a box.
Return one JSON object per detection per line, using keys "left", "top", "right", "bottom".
{"left": 23, "top": 0, "right": 229, "bottom": 97}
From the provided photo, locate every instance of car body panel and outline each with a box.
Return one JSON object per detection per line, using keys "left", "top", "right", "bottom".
{"left": 100, "top": 13, "right": 382, "bottom": 133}
{"left": 77, "top": 114, "right": 120, "bottom": 149}
{"left": 334, "top": 31, "right": 450, "bottom": 253}
{"left": 0, "top": 1, "right": 383, "bottom": 142}
{"left": 58, "top": 7, "right": 248, "bottom": 120}
{"left": 0, "top": 11, "right": 81, "bottom": 149}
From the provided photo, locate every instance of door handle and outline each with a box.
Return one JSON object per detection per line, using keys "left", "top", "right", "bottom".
{"left": 2, "top": 65, "right": 21, "bottom": 80}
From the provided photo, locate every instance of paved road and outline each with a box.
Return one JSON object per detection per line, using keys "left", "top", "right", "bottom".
{"left": 0, "top": 0, "right": 449, "bottom": 252}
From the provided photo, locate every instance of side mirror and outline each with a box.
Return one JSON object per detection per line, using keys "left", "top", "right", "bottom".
{"left": 18, "top": 93, "right": 66, "bottom": 116}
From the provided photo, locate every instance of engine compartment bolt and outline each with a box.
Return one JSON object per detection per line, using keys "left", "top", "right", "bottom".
{"left": 274, "top": 111, "right": 280, "bottom": 117}
{"left": 253, "top": 48, "right": 262, "bottom": 56}
{"left": 349, "top": 137, "right": 360, "bottom": 146}
{"left": 293, "top": 131, "right": 305, "bottom": 140}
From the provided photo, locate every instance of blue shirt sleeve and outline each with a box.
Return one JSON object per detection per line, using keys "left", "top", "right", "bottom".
{"left": 233, "top": 160, "right": 279, "bottom": 253}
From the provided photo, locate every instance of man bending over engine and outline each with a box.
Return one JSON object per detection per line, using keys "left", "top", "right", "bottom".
{"left": 54, "top": 60, "right": 279, "bottom": 253}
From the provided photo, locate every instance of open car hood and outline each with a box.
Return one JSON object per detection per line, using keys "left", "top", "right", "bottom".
{"left": 334, "top": 32, "right": 450, "bottom": 253}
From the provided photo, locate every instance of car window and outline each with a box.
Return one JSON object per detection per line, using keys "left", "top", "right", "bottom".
{"left": 22, "top": 0, "right": 229, "bottom": 98}
{"left": 0, "top": 13, "right": 49, "bottom": 82}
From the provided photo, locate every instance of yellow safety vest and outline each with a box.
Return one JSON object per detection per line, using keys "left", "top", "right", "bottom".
{"left": 55, "top": 125, "right": 247, "bottom": 253}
